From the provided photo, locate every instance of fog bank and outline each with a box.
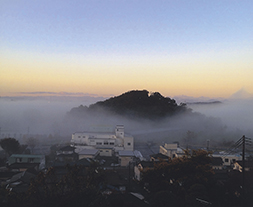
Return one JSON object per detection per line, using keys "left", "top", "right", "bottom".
{"left": 0, "top": 96, "right": 252, "bottom": 148}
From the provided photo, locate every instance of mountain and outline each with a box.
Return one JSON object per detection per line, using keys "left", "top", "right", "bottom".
{"left": 229, "top": 88, "right": 253, "bottom": 99}
{"left": 68, "top": 90, "right": 189, "bottom": 120}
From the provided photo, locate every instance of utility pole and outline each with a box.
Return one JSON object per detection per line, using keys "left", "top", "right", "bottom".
{"left": 206, "top": 139, "right": 210, "bottom": 151}
{"left": 241, "top": 135, "right": 251, "bottom": 206}
{"left": 225, "top": 135, "right": 251, "bottom": 206}
{"left": 242, "top": 135, "right": 245, "bottom": 207}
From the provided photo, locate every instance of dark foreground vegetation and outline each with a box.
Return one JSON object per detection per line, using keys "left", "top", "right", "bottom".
{"left": 141, "top": 150, "right": 253, "bottom": 207}
{"left": 1, "top": 145, "right": 253, "bottom": 207}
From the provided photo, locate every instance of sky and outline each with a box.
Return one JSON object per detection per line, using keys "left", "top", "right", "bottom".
{"left": 1, "top": 0, "right": 253, "bottom": 98}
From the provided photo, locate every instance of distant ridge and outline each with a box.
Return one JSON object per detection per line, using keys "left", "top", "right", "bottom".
{"left": 186, "top": 101, "right": 222, "bottom": 105}
{"left": 173, "top": 95, "right": 225, "bottom": 104}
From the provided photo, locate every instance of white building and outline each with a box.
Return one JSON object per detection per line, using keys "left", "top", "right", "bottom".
{"left": 159, "top": 143, "right": 184, "bottom": 158}
{"left": 212, "top": 153, "right": 241, "bottom": 167}
{"left": 70, "top": 125, "right": 134, "bottom": 155}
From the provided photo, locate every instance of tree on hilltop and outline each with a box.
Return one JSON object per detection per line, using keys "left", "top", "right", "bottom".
{"left": 68, "top": 90, "right": 188, "bottom": 120}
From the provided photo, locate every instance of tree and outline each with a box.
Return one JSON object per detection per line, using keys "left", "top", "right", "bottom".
{"left": 0, "top": 138, "right": 20, "bottom": 156}
{"left": 150, "top": 190, "right": 179, "bottom": 207}
{"left": 24, "top": 164, "right": 105, "bottom": 207}
{"left": 142, "top": 150, "right": 214, "bottom": 205}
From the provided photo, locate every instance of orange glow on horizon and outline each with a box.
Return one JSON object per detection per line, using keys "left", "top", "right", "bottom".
{"left": 1, "top": 49, "right": 253, "bottom": 99}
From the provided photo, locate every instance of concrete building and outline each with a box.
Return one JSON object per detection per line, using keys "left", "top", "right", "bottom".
{"left": 70, "top": 125, "right": 134, "bottom": 156}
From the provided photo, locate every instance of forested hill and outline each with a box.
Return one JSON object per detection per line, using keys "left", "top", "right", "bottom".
{"left": 68, "top": 90, "right": 189, "bottom": 120}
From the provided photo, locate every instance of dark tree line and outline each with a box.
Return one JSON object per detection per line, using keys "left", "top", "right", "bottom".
{"left": 141, "top": 149, "right": 253, "bottom": 207}
{"left": 1, "top": 164, "right": 105, "bottom": 207}
{"left": 141, "top": 150, "right": 215, "bottom": 206}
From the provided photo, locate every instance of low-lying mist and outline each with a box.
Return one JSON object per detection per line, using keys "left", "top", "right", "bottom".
{"left": 189, "top": 99, "right": 253, "bottom": 135}
{"left": 0, "top": 96, "right": 252, "bottom": 149}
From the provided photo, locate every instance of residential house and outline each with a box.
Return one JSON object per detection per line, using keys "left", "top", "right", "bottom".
{"left": 103, "top": 170, "right": 129, "bottom": 194}
{"left": 134, "top": 161, "right": 157, "bottom": 181}
{"left": 78, "top": 149, "right": 99, "bottom": 159}
{"left": 159, "top": 143, "right": 184, "bottom": 159}
{"left": 233, "top": 160, "right": 253, "bottom": 172}
{"left": 51, "top": 158, "right": 94, "bottom": 179}
{"left": 56, "top": 146, "right": 78, "bottom": 162}
{"left": 118, "top": 150, "right": 135, "bottom": 167}
{"left": 150, "top": 153, "right": 169, "bottom": 161}
{"left": 56, "top": 146, "right": 76, "bottom": 155}
{"left": 5, "top": 171, "right": 36, "bottom": 193}
{"left": 211, "top": 157, "right": 224, "bottom": 170}
{"left": 8, "top": 154, "right": 45, "bottom": 171}
{"left": 212, "top": 153, "right": 241, "bottom": 168}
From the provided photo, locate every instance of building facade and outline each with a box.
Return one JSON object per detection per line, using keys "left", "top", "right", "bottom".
{"left": 8, "top": 154, "right": 45, "bottom": 170}
{"left": 70, "top": 125, "right": 134, "bottom": 156}
{"left": 159, "top": 143, "right": 184, "bottom": 158}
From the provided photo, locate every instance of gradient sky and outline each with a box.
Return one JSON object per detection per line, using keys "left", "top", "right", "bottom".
{"left": 1, "top": 0, "right": 252, "bottom": 98}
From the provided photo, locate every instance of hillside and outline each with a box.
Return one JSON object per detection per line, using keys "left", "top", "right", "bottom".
{"left": 68, "top": 90, "right": 189, "bottom": 120}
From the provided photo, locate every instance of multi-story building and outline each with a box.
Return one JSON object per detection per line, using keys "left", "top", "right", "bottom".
{"left": 70, "top": 125, "right": 134, "bottom": 156}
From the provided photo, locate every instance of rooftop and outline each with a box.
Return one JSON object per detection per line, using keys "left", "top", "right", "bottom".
{"left": 119, "top": 151, "right": 134, "bottom": 157}
{"left": 79, "top": 149, "right": 99, "bottom": 155}
{"left": 10, "top": 154, "right": 44, "bottom": 159}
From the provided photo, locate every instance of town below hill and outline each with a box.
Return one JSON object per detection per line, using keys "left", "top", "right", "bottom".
{"left": 1, "top": 132, "right": 253, "bottom": 206}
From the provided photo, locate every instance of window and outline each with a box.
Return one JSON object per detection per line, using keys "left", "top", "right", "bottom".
{"left": 97, "top": 142, "right": 102, "bottom": 145}
{"left": 109, "top": 142, "right": 114, "bottom": 145}
{"left": 16, "top": 158, "right": 22, "bottom": 163}
{"left": 28, "top": 158, "right": 34, "bottom": 163}
{"left": 104, "top": 141, "right": 108, "bottom": 145}
{"left": 83, "top": 136, "right": 85, "bottom": 138}
{"left": 128, "top": 142, "right": 131, "bottom": 146}
{"left": 225, "top": 158, "right": 229, "bottom": 163}
{"left": 78, "top": 136, "right": 81, "bottom": 138}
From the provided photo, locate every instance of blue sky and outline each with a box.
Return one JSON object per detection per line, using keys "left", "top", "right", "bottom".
{"left": 1, "top": 0, "right": 253, "bottom": 97}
